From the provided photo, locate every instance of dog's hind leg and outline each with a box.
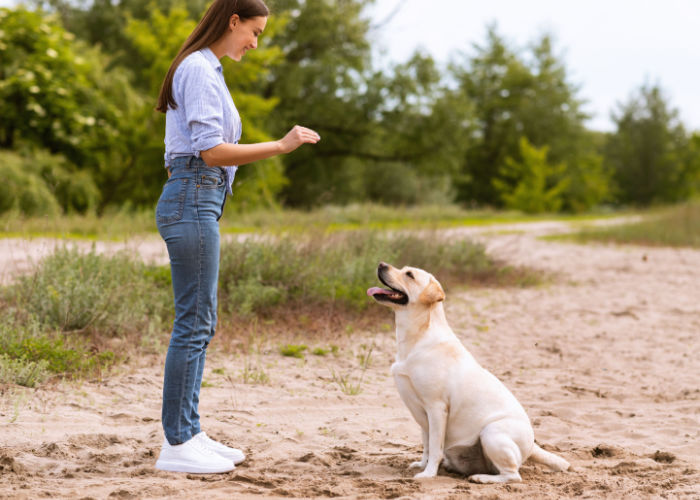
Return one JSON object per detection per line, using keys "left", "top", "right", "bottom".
{"left": 468, "top": 421, "right": 528, "bottom": 484}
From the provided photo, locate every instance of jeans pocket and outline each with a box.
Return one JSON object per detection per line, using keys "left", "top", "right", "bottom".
{"left": 156, "top": 178, "right": 189, "bottom": 224}
{"left": 199, "top": 172, "right": 225, "bottom": 189}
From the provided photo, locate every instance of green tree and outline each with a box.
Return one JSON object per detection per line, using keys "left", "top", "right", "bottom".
{"left": 0, "top": 6, "right": 138, "bottom": 213}
{"left": 264, "top": 0, "right": 470, "bottom": 207}
{"left": 262, "top": 0, "right": 374, "bottom": 206}
{"left": 452, "top": 26, "right": 599, "bottom": 209}
{"left": 605, "top": 83, "right": 696, "bottom": 205}
{"left": 494, "top": 137, "right": 569, "bottom": 213}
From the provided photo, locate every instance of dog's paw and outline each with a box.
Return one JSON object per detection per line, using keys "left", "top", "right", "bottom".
{"left": 468, "top": 473, "right": 521, "bottom": 484}
{"left": 408, "top": 461, "right": 426, "bottom": 470}
{"left": 413, "top": 470, "right": 437, "bottom": 479}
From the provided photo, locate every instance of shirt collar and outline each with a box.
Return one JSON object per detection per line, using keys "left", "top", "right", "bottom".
{"left": 201, "top": 47, "right": 223, "bottom": 73}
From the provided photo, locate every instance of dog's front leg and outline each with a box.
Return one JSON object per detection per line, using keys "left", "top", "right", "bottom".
{"left": 409, "top": 427, "right": 429, "bottom": 470}
{"left": 413, "top": 403, "right": 447, "bottom": 478}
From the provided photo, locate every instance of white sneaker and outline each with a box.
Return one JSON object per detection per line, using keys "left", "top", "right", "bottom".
{"left": 155, "top": 436, "right": 235, "bottom": 473}
{"left": 194, "top": 431, "right": 246, "bottom": 465}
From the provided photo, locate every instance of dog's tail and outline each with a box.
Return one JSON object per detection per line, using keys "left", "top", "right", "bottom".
{"left": 528, "top": 444, "right": 570, "bottom": 471}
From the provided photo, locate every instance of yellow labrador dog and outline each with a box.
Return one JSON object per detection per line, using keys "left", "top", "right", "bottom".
{"left": 367, "top": 262, "right": 570, "bottom": 483}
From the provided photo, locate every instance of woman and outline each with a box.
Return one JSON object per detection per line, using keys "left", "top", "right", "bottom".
{"left": 153, "top": 0, "right": 320, "bottom": 474}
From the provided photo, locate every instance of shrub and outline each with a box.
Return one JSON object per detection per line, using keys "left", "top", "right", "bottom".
{"left": 0, "top": 315, "right": 113, "bottom": 384}
{"left": 9, "top": 247, "right": 172, "bottom": 335}
{"left": 218, "top": 229, "right": 538, "bottom": 318}
{"left": 0, "top": 354, "right": 50, "bottom": 388}
{"left": 0, "top": 150, "right": 60, "bottom": 216}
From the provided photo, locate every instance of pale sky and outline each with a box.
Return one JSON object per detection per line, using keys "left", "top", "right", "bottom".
{"left": 2, "top": 0, "right": 698, "bottom": 132}
{"left": 366, "top": 0, "right": 700, "bottom": 132}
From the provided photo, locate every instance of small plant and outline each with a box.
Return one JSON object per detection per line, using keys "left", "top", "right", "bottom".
{"left": 280, "top": 344, "right": 307, "bottom": 359}
{"left": 356, "top": 343, "right": 375, "bottom": 370}
{"left": 212, "top": 368, "right": 225, "bottom": 375}
{"left": 331, "top": 343, "right": 375, "bottom": 395}
{"left": 330, "top": 368, "right": 364, "bottom": 396}
{"left": 241, "top": 357, "right": 270, "bottom": 385}
{"left": 311, "top": 347, "right": 329, "bottom": 356}
{"left": 0, "top": 354, "right": 49, "bottom": 388}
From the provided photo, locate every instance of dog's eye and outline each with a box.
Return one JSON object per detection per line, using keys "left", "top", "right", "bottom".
{"left": 405, "top": 271, "right": 414, "bottom": 279}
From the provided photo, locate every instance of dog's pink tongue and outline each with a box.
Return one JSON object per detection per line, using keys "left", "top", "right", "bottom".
{"left": 367, "top": 287, "right": 390, "bottom": 297}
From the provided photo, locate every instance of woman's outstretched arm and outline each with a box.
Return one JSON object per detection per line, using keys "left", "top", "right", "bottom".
{"left": 200, "top": 125, "right": 320, "bottom": 167}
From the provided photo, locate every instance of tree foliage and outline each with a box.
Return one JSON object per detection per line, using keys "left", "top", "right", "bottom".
{"left": 606, "top": 83, "right": 697, "bottom": 205}
{"left": 494, "top": 137, "right": 569, "bottom": 213}
{"left": 0, "top": 2, "right": 698, "bottom": 216}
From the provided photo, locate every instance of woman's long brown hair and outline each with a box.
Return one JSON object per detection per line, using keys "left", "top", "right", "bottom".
{"left": 156, "top": 0, "right": 269, "bottom": 113}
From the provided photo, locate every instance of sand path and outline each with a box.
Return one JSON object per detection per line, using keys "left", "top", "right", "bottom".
{"left": 1, "top": 220, "right": 699, "bottom": 499}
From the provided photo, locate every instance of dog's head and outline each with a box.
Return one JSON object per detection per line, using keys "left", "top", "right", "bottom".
{"left": 367, "top": 262, "right": 445, "bottom": 310}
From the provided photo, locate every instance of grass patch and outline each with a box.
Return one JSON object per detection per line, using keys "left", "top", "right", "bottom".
{"left": 0, "top": 316, "right": 115, "bottom": 386}
{"left": 280, "top": 344, "right": 308, "bottom": 358}
{"left": 1, "top": 203, "right": 624, "bottom": 239}
{"left": 7, "top": 246, "right": 172, "bottom": 335}
{"left": 0, "top": 248, "right": 174, "bottom": 384}
{"left": 218, "top": 228, "right": 542, "bottom": 327}
{"left": 0, "top": 208, "right": 157, "bottom": 240}
{"left": 0, "top": 224, "right": 545, "bottom": 385}
{"left": 562, "top": 203, "right": 700, "bottom": 248}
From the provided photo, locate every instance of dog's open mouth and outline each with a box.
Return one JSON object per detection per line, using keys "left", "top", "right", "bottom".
{"left": 367, "top": 274, "right": 408, "bottom": 305}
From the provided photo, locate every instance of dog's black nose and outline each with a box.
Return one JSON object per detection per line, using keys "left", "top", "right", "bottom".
{"left": 378, "top": 262, "right": 388, "bottom": 271}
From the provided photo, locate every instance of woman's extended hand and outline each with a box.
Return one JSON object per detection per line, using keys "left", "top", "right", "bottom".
{"left": 277, "top": 125, "right": 321, "bottom": 154}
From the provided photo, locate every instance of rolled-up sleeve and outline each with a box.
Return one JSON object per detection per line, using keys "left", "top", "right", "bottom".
{"left": 179, "top": 61, "right": 225, "bottom": 157}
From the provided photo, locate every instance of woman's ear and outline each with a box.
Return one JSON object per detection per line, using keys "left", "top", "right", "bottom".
{"left": 230, "top": 13, "right": 240, "bottom": 30}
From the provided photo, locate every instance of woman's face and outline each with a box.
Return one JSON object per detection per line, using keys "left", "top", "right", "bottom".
{"left": 226, "top": 15, "right": 267, "bottom": 61}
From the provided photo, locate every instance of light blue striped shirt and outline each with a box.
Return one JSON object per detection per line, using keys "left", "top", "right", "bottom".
{"left": 164, "top": 47, "right": 241, "bottom": 194}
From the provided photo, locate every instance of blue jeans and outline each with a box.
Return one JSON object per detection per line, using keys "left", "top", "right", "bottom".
{"left": 156, "top": 156, "right": 228, "bottom": 445}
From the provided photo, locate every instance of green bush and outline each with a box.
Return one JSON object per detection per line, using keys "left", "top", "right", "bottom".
{"left": 0, "top": 149, "right": 101, "bottom": 216}
{"left": 0, "top": 354, "right": 49, "bottom": 388}
{"left": 218, "top": 229, "right": 538, "bottom": 317}
{"left": 9, "top": 247, "right": 172, "bottom": 335}
{"left": 0, "top": 151, "right": 60, "bottom": 216}
{"left": 0, "top": 315, "right": 114, "bottom": 384}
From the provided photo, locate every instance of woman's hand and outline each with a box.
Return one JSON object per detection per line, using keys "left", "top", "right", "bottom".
{"left": 277, "top": 125, "right": 321, "bottom": 154}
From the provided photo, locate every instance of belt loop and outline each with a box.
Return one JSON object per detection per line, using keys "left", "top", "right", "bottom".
{"left": 187, "top": 156, "right": 193, "bottom": 168}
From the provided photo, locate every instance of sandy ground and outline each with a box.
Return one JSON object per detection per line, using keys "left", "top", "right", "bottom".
{"left": 1, "top": 220, "right": 699, "bottom": 499}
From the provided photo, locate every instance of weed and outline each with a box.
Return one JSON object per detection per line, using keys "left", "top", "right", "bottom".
{"left": 356, "top": 343, "right": 375, "bottom": 370}
{"left": 280, "top": 344, "right": 308, "bottom": 359}
{"left": 311, "top": 347, "right": 329, "bottom": 356}
{"left": 0, "top": 354, "right": 49, "bottom": 388}
{"left": 330, "top": 368, "right": 364, "bottom": 396}
{"left": 331, "top": 344, "right": 374, "bottom": 396}
{"left": 241, "top": 357, "right": 270, "bottom": 385}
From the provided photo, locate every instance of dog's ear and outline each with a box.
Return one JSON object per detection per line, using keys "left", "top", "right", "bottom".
{"left": 419, "top": 278, "right": 445, "bottom": 305}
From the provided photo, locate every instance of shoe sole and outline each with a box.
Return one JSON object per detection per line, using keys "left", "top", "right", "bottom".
{"left": 216, "top": 453, "right": 245, "bottom": 465}
{"left": 155, "top": 459, "right": 235, "bottom": 474}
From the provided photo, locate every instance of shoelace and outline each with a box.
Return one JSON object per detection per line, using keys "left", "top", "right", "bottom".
{"left": 191, "top": 435, "right": 218, "bottom": 456}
